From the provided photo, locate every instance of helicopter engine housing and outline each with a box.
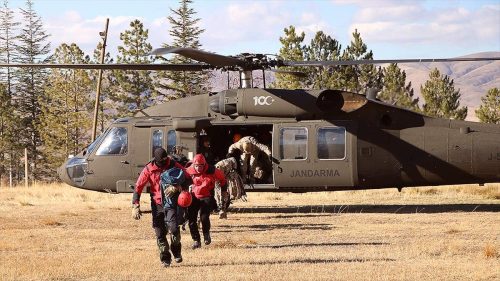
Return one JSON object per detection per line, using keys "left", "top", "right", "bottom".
{"left": 209, "top": 88, "right": 367, "bottom": 119}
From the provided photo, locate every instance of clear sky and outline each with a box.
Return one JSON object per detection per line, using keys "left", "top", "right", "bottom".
{"left": 6, "top": 0, "right": 500, "bottom": 59}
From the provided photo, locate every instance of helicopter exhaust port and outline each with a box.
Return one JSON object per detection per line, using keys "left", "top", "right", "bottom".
{"left": 209, "top": 89, "right": 238, "bottom": 115}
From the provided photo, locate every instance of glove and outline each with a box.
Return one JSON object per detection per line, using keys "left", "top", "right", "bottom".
{"left": 132, "top": 204, "right": 141, "bottom": 220}
{"left": 165, "top": 185, "right": 180, "bottom": 198}
{"left": 254, "top": 167, "right": 264, "bottom": 179}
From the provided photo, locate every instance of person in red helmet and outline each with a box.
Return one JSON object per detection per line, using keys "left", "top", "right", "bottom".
{"left": 185, "top": 154, "right": 227, "bottom": 249}
{"left": 132, "top": 147, "right": 187, "bottom": 268}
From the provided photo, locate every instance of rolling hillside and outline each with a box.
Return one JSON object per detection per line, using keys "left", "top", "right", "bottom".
{"left": 399, "top": 52, "right": 500, "bottom": 121}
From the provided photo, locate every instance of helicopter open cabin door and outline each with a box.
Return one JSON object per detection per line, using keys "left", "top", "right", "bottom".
{"left": 272, "top": 121, "right": 356, "bottom": 189}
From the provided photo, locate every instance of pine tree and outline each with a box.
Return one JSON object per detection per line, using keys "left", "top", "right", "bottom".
{"left": 336, "top": 29, "right": 383, "bottom": 94}
{"left": 273, "top": 25, "right": 306, "bottom": 89}
{"left": 0, "top": 82, "right": 18, "bottom": 185}
{"left": 0, "top": 0, "right": 20, "bottom": 185}
{"left": 303, "top": 31, "right": 341, "bottom": 89}
{"left": 379, "top": 63, "right": 419, "bottom": 111}
{"left": 156, "top": 0, "right": 208, "bottom": 99}
{"left": 475, "top": 87, "right": 499, "bottom": 124}
{"left": 421, "top": 68, "right": 467, "bottom": 120}
{"left": 112, "top": 19, "right": 155, "bottom": 116}
{"left": 0, "top": 0, "right": 19, "bottom": 95}
{"left": 39, "top": 43, "right": 93, "bottom": 178}
{"left": 14, "top": 0, "right": 51, "bottom": 181}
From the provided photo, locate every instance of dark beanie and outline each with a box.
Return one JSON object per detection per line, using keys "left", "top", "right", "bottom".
{"left": 154, "top": 147, "right": 169, "bottom": 166}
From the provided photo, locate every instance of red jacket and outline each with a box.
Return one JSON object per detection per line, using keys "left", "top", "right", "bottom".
{"left": 133, "top": 159, "right": 185, "bottom": 205}
{"left": 186, "top": 154, "right": 226, "bottom": 199}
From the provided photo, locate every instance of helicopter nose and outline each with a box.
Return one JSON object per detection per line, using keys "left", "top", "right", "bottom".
{"left": 57, "top": 162, "right": 73, "bottom": 186}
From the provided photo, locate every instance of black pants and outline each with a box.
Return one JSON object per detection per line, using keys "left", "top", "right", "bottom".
{"left": 187, "top": 196, "right": 212, "bottom": 241}
{"left": 151, "top": 202, "right": 182, "bottom": 262}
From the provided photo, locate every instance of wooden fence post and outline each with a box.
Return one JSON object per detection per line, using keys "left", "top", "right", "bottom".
{"left": 24, "top": 148, "right": 28, "bottom": 188}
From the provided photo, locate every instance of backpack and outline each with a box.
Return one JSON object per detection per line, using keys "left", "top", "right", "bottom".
{"left": 160, "top": 167, "right": 185, "bottom": 208}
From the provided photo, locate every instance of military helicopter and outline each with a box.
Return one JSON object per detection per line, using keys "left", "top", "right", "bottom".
{"left": 2, "top": 48, "right": 499, "bottom": 193}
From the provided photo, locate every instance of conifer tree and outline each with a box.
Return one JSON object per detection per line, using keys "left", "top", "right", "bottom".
{"left": 379, "top": 63, "right": 419, "bottom": 111}
{"left": 475, "top": 87, "right": 499, "bottom": 124}
{"left": 40, "top": 43, "right": 93, "bottom": 178}
{"left": 336, "top": 29, "right": 382, "bottom": 94}
{"left": 156, "top": 0, "right": 208, "bottom": 99}
{"left": 421, "top": 68, "right": 467, "bottom": 120}
{"left": 112, "top": 19, "right": 155, "bottom": 116}
{"left": 0, "top": 0, "right": 20, "bottom": 184}
{"left": 0, "top": 82, "right": 18, "bottom": 185}
{"left": 14, "top": 0, "right": 51, "bottom": 180}
{"left": 0, "top": 0, "right": 19, "bottom": 95}
{"left": 304, "top": 31, "right": 341, "bottom": 89}
{"left": 273, "top": 25, "right": 306, "bottom": 89}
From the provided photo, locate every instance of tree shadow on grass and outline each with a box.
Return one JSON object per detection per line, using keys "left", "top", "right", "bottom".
{"left": 212, "top": 223, "right": 333, "bottom": 233}
{"left": 240, "top": 242, "right": 389, "bottom": 249}
{"left": 178, "top": 257, "right": 396, "bottom": 268}
{"left": 229, "top": 204, "right": 500, "bottom": 214}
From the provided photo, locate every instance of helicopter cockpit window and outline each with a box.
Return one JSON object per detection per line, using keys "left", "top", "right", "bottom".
{"left": 152, "top": 129, "right": 163, "bottom": 156}
{"left": 317, "top": 127, "right": 346, "bottom": 160}
{"left": 167, "top": 130, "right": 176, "bottom": 154}
{"left": 95, "top": 127, "right": 128, "bottom": 156}
{"left": 86, "top": 128, "right": 108, "bottom": 155}
{"left": 279, "top": 127, "right": 308, "bottom": 160}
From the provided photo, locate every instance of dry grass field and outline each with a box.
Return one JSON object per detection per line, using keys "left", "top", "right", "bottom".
{"left": 0, "top": 183, "right": 499, "bottom": 281}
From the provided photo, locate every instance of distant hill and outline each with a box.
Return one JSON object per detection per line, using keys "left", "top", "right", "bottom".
{"left": 398, "top": 52, "right": 500, "bottom": 121}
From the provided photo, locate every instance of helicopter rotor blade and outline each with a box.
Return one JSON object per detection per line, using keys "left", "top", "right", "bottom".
{"left": 270, "top": 69, "right": 308, "bottom": 78}
{"left": 0, "top": 63, "right": 212, "bottom": 71}
{"left": 283, "top": 57, "right": 500, "bottom": 67}
{"left": 150, "top": 47, "right": 244, "bottom": 67}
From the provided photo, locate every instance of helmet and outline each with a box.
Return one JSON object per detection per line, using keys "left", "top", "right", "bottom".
{"left": 193, "top": 154, "right": 207, "bottom": 165}
{"left": 177, "top": 191, "right": 192, "bottom": 207}
{"left": 233, "top": 133, "right": 242, "bottom": 143}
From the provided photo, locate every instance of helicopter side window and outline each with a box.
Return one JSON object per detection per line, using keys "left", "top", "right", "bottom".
{"left": 167, "top": 130, "right": 176, "bottom": 154}
{"left": 317, "top": 127, "right": 346, "bottom": 160}
{"left": 152, "top": 129, "right": 163, "bottom": 156}
{"left": 95, "top": 127, "right": 128, "bottom": 156}
{"left": 279, "top": 127, "right": 308, "bottom": 160}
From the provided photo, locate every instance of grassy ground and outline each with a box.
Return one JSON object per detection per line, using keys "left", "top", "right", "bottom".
{"left": 0, "top": 183, "right": 498, "bottom": 281}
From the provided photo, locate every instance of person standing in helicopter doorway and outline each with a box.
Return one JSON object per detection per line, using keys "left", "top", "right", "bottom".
{"left": 198, "top": 135, "right": 216, "bottom": 165}
{"left": 131, "top": 147, "right": 186, "bottom": 268}
{"left": 186, "top": 154, "right": 227, "bottom": 249}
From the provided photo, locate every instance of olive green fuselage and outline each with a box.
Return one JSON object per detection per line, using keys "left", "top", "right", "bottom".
{"left": 58, "top": 89, "right": 500, "bottom": 193}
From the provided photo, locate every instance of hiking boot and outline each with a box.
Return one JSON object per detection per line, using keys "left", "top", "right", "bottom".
{"left": 192, "top": 240, "right": 201, "bottom": 249}
{"left": 203, "top": 233, "right": 211, "bottom": 245}
{"left": 174, "top": 255, "right": 183, "bottom": 263}
{"left": 161, "top": 261, "right": 171, "bottom": 268}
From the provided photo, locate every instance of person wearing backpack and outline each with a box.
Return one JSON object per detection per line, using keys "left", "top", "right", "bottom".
{"left": 131, "top": 147, "right": 187, "bottom": 268}
{"left": 160, "top": 167, "right": 192, "bottom": 265}
{"left": 185, "top": 154, "right": 227, "bottom": 249}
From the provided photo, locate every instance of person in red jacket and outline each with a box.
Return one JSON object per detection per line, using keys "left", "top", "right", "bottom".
{"left": 185, "top": 154, "right": 227, "bottom": 249}
{"left": 131, "top": 147, "right": 186, "bottom": 267}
